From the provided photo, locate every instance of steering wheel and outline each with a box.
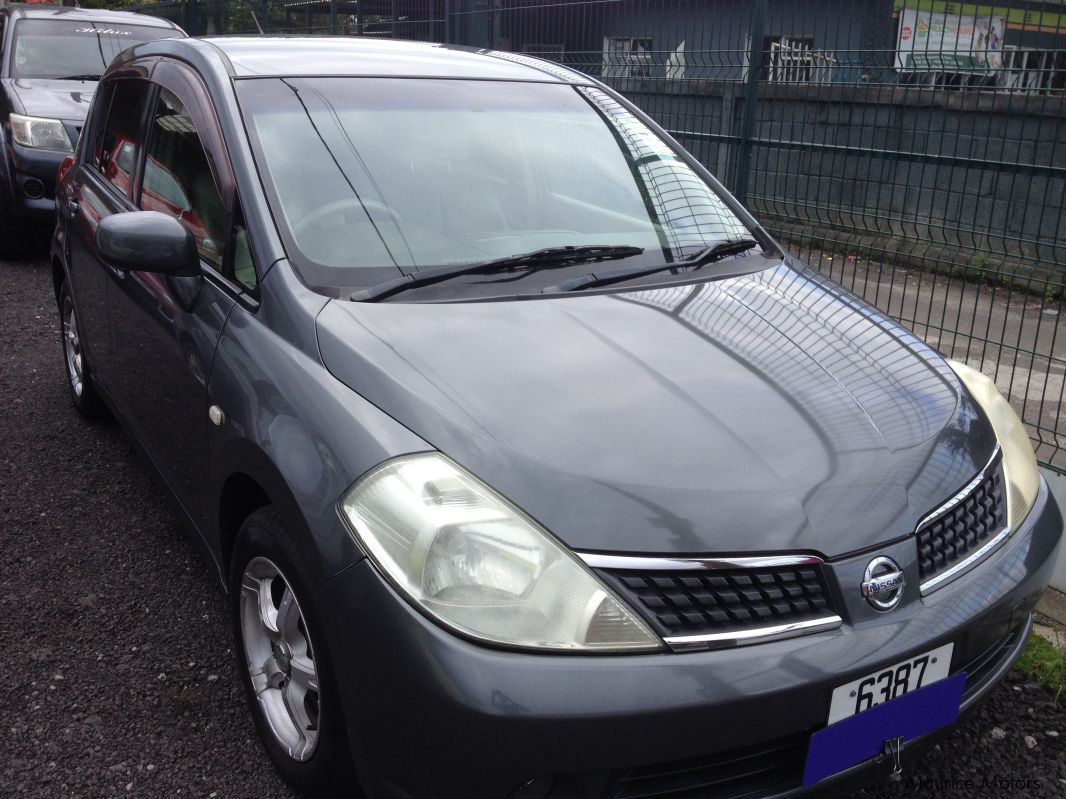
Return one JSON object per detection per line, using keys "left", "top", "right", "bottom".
{"left": 293, "top": 197, "right": 403, "bottom": 239}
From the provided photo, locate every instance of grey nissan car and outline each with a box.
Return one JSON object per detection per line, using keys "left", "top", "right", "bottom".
{"left": 0, "top": 3, "right": 183, "bottom": 254}
{"left": 51, "top": 36, "right": 1061, "bottom": 799}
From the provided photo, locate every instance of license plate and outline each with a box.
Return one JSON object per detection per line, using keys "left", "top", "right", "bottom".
{"left": 804, "top": 672, "right": 966, "bottom": 788}
{"left": 826, "top": 643, "right": 953, "bottom": 725}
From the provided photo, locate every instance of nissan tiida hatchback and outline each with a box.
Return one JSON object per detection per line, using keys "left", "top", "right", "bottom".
{"left": 51, "top": 37, "right": 1062, "bottom": 799}
{"left": 0, "top": 3, "right": 184, "bottom": 254}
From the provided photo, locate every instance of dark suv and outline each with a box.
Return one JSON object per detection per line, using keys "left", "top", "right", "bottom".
{"left": 0, "top": 2, "right": 182, "bottom": 253}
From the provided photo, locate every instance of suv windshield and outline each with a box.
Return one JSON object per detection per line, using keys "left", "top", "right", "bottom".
{"left": 237, "top": 77, "right": 754, "bottom": 296}
{"left": 10, "top": 19, "right": 181, "bottom": 80}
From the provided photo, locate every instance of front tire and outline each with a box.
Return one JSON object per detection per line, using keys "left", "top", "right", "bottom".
{"left": 230, "top": 507, "right": 360, "bottom": 798}
{"left": 59, "top": 280, "right": 107, "bottom": 419}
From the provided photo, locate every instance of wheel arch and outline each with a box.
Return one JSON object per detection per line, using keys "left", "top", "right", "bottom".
{"left": 218, "top": 470, "right": 273, "bottom": 580}
{"left": 212, "top": 436, "right": 344, "bottom": 590}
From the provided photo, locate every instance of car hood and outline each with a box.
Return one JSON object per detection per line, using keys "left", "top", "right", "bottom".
{"left": 7, "top": 79, "right": 95, "bottom": 120}
{"left": 316, "top": 261, "right": 997, "bottom": 558}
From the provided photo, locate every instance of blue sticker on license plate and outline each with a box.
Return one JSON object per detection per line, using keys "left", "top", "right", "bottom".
{"left": 802, "top": 672, "right": 966, "bottom": 788}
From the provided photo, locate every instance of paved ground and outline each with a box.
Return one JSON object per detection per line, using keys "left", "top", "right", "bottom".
{"left": 2, "top": 251, "right": 1065, "bottom": 798}
{"left": 0, "top": 254, "right": 296, "bottom": 797}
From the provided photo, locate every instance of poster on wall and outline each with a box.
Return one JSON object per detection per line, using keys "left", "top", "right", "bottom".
{"left": 896, "top": 8, "right": 1006, "bottom": 73}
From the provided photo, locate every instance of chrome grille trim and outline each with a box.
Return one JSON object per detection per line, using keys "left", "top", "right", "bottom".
{"left": 917, "top": 445, "right": 1009, "bottom": 595}
{"left": 663, "top": 614, "right": 842, "bottom": 651}
{"left": 915, "top": 445, "right": 1001, "bottom": 532}
{"left": 920, "top": 527, "right": 1011, "bottom": 595}
{"left": 577, "top": 553, "right": 823, "bottom": 571}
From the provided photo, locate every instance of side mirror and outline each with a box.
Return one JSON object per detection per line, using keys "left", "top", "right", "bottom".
{"left": 96, "top": 211, "right": 199, "bottom": 277}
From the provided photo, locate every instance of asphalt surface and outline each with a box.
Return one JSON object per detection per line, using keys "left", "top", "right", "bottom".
{"left": 2, "top": 252, "right": 1065, "bottom": 798}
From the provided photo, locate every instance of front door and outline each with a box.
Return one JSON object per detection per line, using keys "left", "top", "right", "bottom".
{"left": 106, "top": 66, "right": 242, "bottom": 532}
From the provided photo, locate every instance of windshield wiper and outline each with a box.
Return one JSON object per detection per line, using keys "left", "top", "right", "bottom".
{"left": 350, "top": 245, "right": 645, "bottom": 301}
{"left": 57, "top": 74, "right": 102, "bottom": 81}
{"left": 543, "top": 238, "right": 761, "bottom": 294}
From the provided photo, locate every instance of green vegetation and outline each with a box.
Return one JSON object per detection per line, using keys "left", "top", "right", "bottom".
{"left": 1016, "top": 631, "right": 1066, "bottom": 703}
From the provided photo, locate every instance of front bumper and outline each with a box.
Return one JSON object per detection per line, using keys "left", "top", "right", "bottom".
{"left": 322, "top": 479, "right": 1062, "bottom": 799}
{"left": 2, "top": 140, "right": 71, "bottom": 219}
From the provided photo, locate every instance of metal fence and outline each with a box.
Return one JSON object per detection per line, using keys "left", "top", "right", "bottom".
{"left": 130, "top": 0, "right": 1066, "bottom": 471}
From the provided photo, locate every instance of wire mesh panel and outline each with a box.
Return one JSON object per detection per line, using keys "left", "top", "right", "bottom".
{"left": 127, "top": 0, "right": 1066, "bottom": 470}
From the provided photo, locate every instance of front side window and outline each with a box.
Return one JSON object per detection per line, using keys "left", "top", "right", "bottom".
{"left": 237, "top": 77, "right": 750, "bottom": 296}
{"left": 10, "top": 19, "right": 181, "bottom": 80}
{"left": 94, "top": 80, "right": 150, "bottom": 197}
{"left": 141, "top": 88, "right": 228, "bottom": 270}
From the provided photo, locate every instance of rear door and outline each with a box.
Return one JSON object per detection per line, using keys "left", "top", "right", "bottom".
{"left": 107, "top": 60, "right": 255, "bottom": 531}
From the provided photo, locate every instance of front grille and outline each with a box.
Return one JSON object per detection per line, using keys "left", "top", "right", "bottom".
{"left": 609, "top": 732, "right": 808, "bottom": 799}
{"left": 916, "top": 461, "right": 1006, "bottom": 583}
{"left": 598, "top": 565, "right": 834, "bottom": 640}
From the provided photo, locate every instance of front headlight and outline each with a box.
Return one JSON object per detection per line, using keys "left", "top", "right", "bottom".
{"left": 10, "top": 113, "right": 72, "bottom": 151}
{"left": 340, "top": 453, "right": 662, "bottom": 652}
{"left": 948, "top": 360, "right": 1040, "bottom": 531}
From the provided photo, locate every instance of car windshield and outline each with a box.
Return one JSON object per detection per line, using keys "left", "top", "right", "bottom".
{"left": 10, "top": 19, "right": 181, "bottom": 80}
{"left": 237, "top": 77, "right": 754, "bottom": 295}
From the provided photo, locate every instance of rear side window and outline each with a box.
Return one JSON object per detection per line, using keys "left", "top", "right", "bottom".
{"left": 93, "top": 80, "right": 150, "bottom": 198}
{"left": 141, "top": 88, "right": 228, "bottom": 271}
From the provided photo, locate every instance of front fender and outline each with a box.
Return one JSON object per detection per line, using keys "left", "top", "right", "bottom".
{"left": 207, "top": 262, "right": 431, "bottom": 585}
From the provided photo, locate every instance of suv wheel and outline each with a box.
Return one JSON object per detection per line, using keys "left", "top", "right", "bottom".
{"left": 0, "top": 200, "right": 27, "bottom": 258}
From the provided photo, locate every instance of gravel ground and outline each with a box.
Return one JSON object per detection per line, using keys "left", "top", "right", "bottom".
{"left": 1, "top": 252, "right": 1065, "bottom": 798}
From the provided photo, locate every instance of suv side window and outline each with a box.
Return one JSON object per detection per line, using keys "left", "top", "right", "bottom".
{"left": 94, "top": 80, "right": 150, "bottom": 198}
{"left": 141, "top": 87, "right": 227, "bottom": 271}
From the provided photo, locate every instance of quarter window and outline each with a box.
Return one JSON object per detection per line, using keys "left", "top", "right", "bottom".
{"left": 141, "top": 88, "right": 228, "bottom": 270}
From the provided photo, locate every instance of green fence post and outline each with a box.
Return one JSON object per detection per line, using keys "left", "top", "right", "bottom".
{"left": 260, "top": 0, "right": 269, "bottom": 32}
{"left": 733, "top": 0, "right": 766, "bottom": 207}
{"left": 330, "top": 0, "right": 338, "bottom": 34}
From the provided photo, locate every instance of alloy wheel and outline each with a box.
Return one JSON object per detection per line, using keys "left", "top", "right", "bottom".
{"left": 239, "top": 556, "right": 321, "bottom": 762}
{"left": 62, "top": 296, "right": 84, "bottom": 398}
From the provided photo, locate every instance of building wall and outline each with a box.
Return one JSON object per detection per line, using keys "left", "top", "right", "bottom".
{"left": 455, "top": 0, "right": 1066, "bottom": 86}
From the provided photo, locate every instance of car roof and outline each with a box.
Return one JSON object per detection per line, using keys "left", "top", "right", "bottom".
{"left": 2, "top": 3, "right": 183, "bottom": 29}
{"left": 171, "top": 36, "right": 587, "bottom": 82}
